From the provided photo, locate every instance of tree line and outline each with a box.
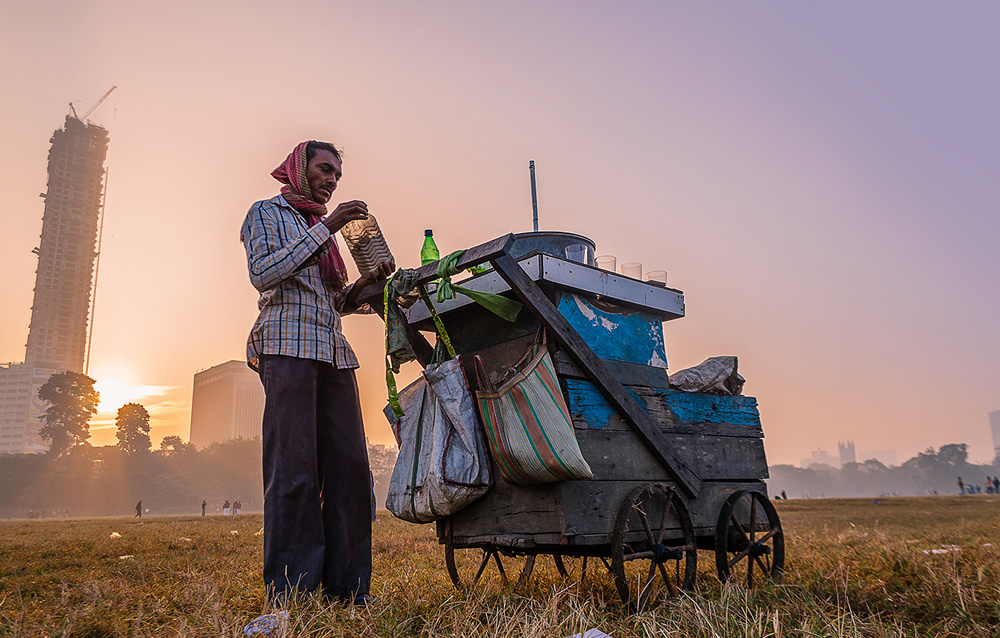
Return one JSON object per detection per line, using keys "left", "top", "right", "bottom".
{"left": 1, "top": 371, "right": 399, "bottom": 519}
{"left": 768, "top": 443, "right": 1000, "bottom": 499}
{"left": 14, "top": 372, "right": 999, "bottom": 515}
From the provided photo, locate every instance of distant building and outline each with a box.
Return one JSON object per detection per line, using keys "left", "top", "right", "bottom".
{"left": 0, "top": 115, "right": 110, "bottom": 454}
{"left": 838, "top": 440, "right": 856, "bottom": 466}
{"left": 0, "top": 363, "right": 59, "bottom": 455}
{"left": 26, "top": 116, "right": 110, "bottom": 373}
{"left": 189, "top": 361, "right": 265, "bottom": 449}
{"left": 990, "top": 411, "right": 1000, "bottom": 459}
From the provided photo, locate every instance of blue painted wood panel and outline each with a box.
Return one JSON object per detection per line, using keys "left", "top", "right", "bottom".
{"left": 564, "top": 378, "right": 761, "bottom": 430}
{"left": 556, "top": 293, "right": 668, "bottom": 368}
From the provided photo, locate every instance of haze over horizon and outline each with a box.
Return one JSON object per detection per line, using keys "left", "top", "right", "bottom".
{"left": 2, "top": 2, "right": 998, "bottom": 466}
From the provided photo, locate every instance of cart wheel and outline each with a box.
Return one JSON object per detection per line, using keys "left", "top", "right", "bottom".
{"left": 444, "top": 542, "right": 535, "bottom": 592}
{"left": 715, "top": 490, "right": 784, "bottom": 586}
{"left": 610, "top": 483, "right": 697, "bottom": 612}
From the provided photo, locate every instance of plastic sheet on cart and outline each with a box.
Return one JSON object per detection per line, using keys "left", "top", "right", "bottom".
{"left": 668, "top": 355, "right": 745, "bottom": 395}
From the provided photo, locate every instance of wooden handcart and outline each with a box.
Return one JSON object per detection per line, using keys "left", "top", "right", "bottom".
{"left": 358, "top": 233, "right": 784, "bottom": 611}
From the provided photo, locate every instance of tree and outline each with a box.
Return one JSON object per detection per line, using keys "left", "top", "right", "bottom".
{"left": 116, "top": 403, "right": 151, "bottom": 456}
{"left": 938, "top": 443, "right": 968, "bottom": 467}
{"left": 38, "top": 372, "right": 99, "bottom": 456}
{"left": 158, "top": 435, "right": 196, "bottom": 456}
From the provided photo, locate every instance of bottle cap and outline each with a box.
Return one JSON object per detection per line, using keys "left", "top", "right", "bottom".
{"left": 425, "top": 229, "right": 434, "bottom": 236}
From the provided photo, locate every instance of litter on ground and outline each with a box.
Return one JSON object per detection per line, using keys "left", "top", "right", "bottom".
{"left": 922, "top": 545, "right": 961, "bottom": 554}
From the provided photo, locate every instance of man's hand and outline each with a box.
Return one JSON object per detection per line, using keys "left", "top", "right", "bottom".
{"left": 356, "top": 260, "right": 396, "bottom": 288}
{"left": 322, "top": 200, "right": 369, "bottom": 233}
{"left": 345, "top": 260, "right": 396, "bottom": 308}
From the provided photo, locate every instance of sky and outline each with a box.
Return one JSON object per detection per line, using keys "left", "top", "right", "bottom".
{"left": 1, "top": 1, "right": 998, "bottom": 466}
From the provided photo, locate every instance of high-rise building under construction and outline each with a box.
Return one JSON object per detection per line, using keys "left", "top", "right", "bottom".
{"left": 0, "top": 115, "right": 110, "bottom": 454}
{"left": 27, "top": 116, "right": 109, "bottom": 371}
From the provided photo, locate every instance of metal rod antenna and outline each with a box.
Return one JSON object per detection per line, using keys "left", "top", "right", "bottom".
{"left": 529, "top": 160, "right": 538, "bottom": 232}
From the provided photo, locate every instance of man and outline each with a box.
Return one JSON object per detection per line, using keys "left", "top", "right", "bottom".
{"left": 134, "top": 500, "right": 142, "bottom": 518}
{"left": 241, "top": 141, "right": 391, "bottom": 606}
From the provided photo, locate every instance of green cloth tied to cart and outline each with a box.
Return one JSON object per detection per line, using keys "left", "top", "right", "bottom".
{"left": 384, "top": 268, "right": 421, "bottom": 373}
{"left": 384, "top": 251, "right": 521, "bottom": 418}
{"left": 434, "top": 250, "right": 522, "bottom": 323}
{"left": 384, "top": 273, "right": 413, "bottom": 419}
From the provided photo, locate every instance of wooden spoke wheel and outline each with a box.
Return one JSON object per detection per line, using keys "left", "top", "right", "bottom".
{"left": 444, "top": 542, "right": 535, "bottom": 592}
{"left": 715, "top": 490, "right": 784, "bottom": 586}
{"left": 610, "top": 483, "right": 697, "bottom": 612}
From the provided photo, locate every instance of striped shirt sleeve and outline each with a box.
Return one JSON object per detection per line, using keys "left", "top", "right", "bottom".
{"left": 242, "top": 199, "right": 332, "bottom": 293}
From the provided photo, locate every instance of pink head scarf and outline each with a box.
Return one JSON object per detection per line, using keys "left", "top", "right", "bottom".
{"left": 271, "top": 141, "right": 349, "bottom": 292}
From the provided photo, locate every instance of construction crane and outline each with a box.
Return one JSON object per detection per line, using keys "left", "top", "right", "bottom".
{"left": 68, "top": 85, "right": 117, "bottom": 122}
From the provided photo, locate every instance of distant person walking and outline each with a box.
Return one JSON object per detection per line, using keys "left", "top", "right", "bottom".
{"left": 241, "top": 140, "right": 392, "bottom": 606}
{"left": 223, "top": 499, "right": 231, "bottom": 516}
{"left": 134, "top": 500, "right": 142, "bottom": 518}
{"left": 957, "top": 477, "right": 965, "bottom": 495}
{"left": 202, "top": 500, "right": 207, "bottom": 516}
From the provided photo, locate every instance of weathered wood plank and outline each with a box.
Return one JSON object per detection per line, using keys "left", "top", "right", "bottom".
{"left": 553, "top": 351, "right": 671, "bottom": 389}
{"left": 573, "top": 412, "right": 762, "bottom": 439}
{"left": 442, "top": 467, "right": 563, "bottom": 538}
{"left": 576, "top": 429, "right": 768, "bottom": 482}
{"left": 557, "top": 480, "right": 766, "bottom": 542}
{"left": 444, "top": 479, "right": 769, "bottom": 547}
{"left": 564, "top": 378, "right": 762, "bottom": 436}
{"left": 440, "top": 303, "right": 539, "bottom": 357}
{"left": 355, "top": 233, "right": 516, "bottom": 307}
{"left": 491, "top": 253, "right": 702, "bottom": 498}
{"left": 555, "top": 292, "right": 668, "bottom": 367}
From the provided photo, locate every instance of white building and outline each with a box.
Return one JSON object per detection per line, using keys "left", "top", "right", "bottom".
{"left": 0, "top": 362, "right": 60, "bottom": 454}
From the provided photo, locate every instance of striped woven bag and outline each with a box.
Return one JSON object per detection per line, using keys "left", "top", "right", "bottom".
{"left": 473, "top": 330, "right": 593, "bottom": 485}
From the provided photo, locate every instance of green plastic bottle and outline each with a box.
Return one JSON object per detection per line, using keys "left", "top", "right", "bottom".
{"left": 421, "top": 229, "right": 440, "bottom": 292}
{"left": 421, "top": 229, "right": 439, "bottom": 266}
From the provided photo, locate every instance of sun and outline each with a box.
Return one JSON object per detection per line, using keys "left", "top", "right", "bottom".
{"left": 92, "top": 371, "right": 141, "bottom": 415}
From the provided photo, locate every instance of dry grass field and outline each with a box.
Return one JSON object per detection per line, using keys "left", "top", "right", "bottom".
{"left": 2, "top": 496, "right": 999, "bottom": 637}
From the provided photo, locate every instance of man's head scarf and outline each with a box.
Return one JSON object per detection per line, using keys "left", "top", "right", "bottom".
{"left": 271, "top": 141, "right": 349, "bottom": 292}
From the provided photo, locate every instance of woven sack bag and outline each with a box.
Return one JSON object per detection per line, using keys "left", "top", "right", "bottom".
{"left": 474, "top": 330, "right": 592, "bottom": 485}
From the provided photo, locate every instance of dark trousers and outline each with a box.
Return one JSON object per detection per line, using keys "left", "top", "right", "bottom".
{"left": 257, "top": 355, "right": 372, "bottom": 601}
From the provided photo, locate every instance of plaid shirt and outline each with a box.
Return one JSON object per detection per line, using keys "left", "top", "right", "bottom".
{"left": 241, "top": 195, "right": 362, "bottom": 370}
